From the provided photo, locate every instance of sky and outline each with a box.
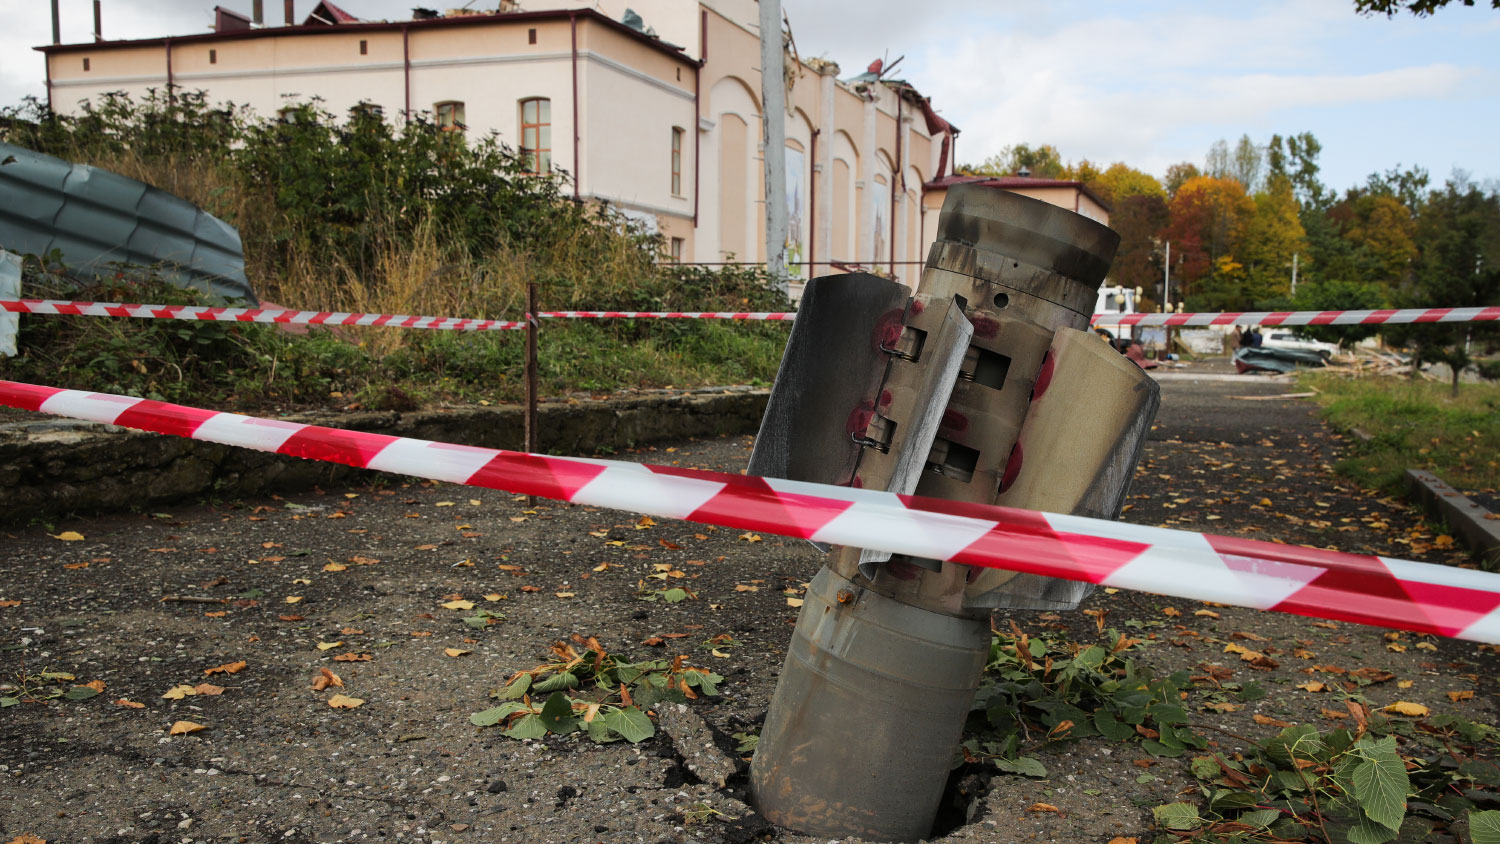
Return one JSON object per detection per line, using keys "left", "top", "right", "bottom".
{"left": 2, "top": 0, "right": 1496, "bottom": 195}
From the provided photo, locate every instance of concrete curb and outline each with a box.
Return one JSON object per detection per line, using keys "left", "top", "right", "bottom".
{"left": 1404, "top": 468, "right": 1500, "bottom": 562}
{"left": 0, "top": 387, "right": 769, "bottom": 525}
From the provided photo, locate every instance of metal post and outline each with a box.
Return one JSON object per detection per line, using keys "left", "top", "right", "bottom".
{"left": 759, "top": 0, "right": 788, "bottom": 296}
{"left": 253, "top": 0, "right": 264, "bottom": 25}
{"left": 51, "top": 0, "right": 61, "bottom": 45}
{"left": 93, "top": 0, "right": 101, "bottom": 41}
{"left": 1291, "top": 252, "right": 1299, "bottom": 296}
{"left": 524, "top": 281, "right": 540, "bottom": 507}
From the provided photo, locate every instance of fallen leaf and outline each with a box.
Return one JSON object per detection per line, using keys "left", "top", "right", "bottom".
{"left": 519, "top": 586, "right": 542, "bottom": 593}
{"left": 114, "top": 699, "right": 145, "bottom": 709}
{"left": 62, "top": 561, "right": 88, "bottom": 570}
{"left": 323, "top": 562, "right": 347, "bottom": 572}
{"left": 1027, "top": 803, "right": 1061, "bottom": 814}
{"left": 1195, "top": 609, "right": 1220, "bottom": 619}
{"left": 469, "top": 499, "right": 482, "bottom": 506}
{"left": 168, "top": 720, "right": 206, "bottom": 735}
{"left": 193, "top": 683, "right": 225, "bottom": 696}
{"left": 0, "top": 600, "right": 20, "bottom": 608}
{"left": 203, "top": 610, "right": 227, "bottom": 618}
{"left": 1253, "top": 714, "right": 1294, "bottom": 728}
{"left": 278, "top": 614, "right": 304, "bottom": 622}
{"left": 284, "top": 596, "right": 303, "bottom": 604}
{"left": 786, "top": 597, "right": 804, "bottom": 608}
{"left": 81, "top": 679, "right": 106, "bottom": 693}
{"left": 1448, "top": 690, "right": 1475, "bottom": 702}
{"left": 735, "top": 584, "right": 759, "bottom": 592}
{"left": 1161, "top": 607, "right": 1181, "bottom": 617}
{"left": 1384, "top": 701, "right": 1430, "bottom": 717}
{"left": 436, "top": 501, "right": 455, "bottom": 507}
{"left": 316, "top": 642, "right": 343, "bottom": 651}
{"left": 555, "top": 592, "right": 575, "bottom": 598}
{"left": 1297, "top": 681, "right": 1326, "bottom": 692}
{"left": 340, "top": 627, "right": 363, "bottom": 635}
{"left": 327, "top": 694, "right": 365, "bottom": 709}
{"left": 162, "top": 684, "right": 198, "bottom": 700}
{"left": 444, "top": 648, "right": 471, "bottom": 658}
{"left": 739, "top": 533, "right": 763, "bottom": 543}
{"left": 441, "top": 600, "right": 475, "bottom": 610}
{"left": 312, "top": 668, "right": 343, "bottom": 691}
{"left": 5, "top": 834, "right": 47, "bottom": 844}
{"left": 334, "top": 653, "right": 372, "bottom": 662}
{"left": 51, "top": 531, "right": 85, "bottom": 542}
{"left": 203, "top": 661, "right": 246, "bottom": 676}
{"left": 483, "top": 593, "right": 505, "bottom": 601}
{"left": 1320, "top": 708, "right": 1350, "bottom": 720}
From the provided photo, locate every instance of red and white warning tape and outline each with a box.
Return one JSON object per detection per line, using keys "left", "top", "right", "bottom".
{"left": 1093, "top": 306, "right": 1500, "bottom": 328}
{"left": 8, "top": 299, "right": 1500, "bottom": 330}
{"left": 3, "top": 379, "right": 1498, "bottom": 645}
{"left": 539, "top": 310, "right": 794, "bottom": 321}
{"left": 0, "top": 299, "right": 528, "bottom": 332}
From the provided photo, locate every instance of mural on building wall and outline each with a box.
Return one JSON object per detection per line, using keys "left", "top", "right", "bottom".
{"left": 872, "top": 178, "right": 890, "bottom": 269}
{"left": 786, "top": 147, "right": 805, "bottom": 279}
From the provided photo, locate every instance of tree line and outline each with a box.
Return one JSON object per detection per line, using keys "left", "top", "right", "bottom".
{"left": 960, "top": 136, "right": 1499, "bottom": 384}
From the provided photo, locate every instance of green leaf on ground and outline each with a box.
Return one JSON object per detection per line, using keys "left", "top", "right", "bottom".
{"left": 995, "top": 756, "right": 1048, "bottom": 778}
{"left": 605, "top": 707, "right": 654, "bottom": 743}
{"left": 502, "top": 712, "right": 548, "bottom": 740}
{"left": 1152, "top": 802, "right": 1201, "bottom": 831}
{"left": 1351, "top": 735, "right": 1409, "bottom": 831}
{"left": 1470, "top": 810, "right": 1500, "bottom": 844}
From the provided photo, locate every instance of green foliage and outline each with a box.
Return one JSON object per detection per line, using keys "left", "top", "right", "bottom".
{"left": 964, "top": 626, "right": 1206, "bottom": 777}
{"left": 470, "top": 636, "right": 722, "bottom": 743}
{"left": 1355, "top": 0, "right": 1500, "bottom": 18}
{"left": 1172, "top": 713, "right": 1500, "bottom": 844}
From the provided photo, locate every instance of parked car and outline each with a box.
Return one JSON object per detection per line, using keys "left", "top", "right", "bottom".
{"left": 1261, "top": 331, "right": 1339, "bottom": 360}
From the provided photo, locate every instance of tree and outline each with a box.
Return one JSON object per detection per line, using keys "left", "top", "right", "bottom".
{"left": 1354, "top": 0, "right": 1499, "bottom": 16}
{"left": 1164, "top": 162, "right": 1201, "bottom": 197}
{"left": 1109, "top": 193, "right": 1171, "bottom": 297}
{"left": 1335, "top": 193, "right": 1418, "bottom": 284}
{"left": 1383, "top": 179, "right": 1500, "bottom": 395}
{"left": 961, "top": 143, "right": 1067, "bottom": 178}
{"left": 1267, "top": 132, "right": 1328, "bottom": 209}
{"left": 1239, "top": 175, "right": 1308, "bottom": 305}
{"left": 1164, "top": 176, "right": 1256, "bottom": 307}
{"left": 1087, "top": 162, "right": 1166, "bottom": 206}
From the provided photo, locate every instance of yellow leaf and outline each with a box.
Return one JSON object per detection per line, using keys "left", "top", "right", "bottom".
{"left": 1448, "top": 690, "right": 1475, "bottom": 702}
{"left": 483, "top": 593, "right": 504, "bottom": 602}
{"left": 711, "top": 649, "right": 730, "bottom": 658}
{"left": 1103, "top": 587, "right": 1120, "bottom": 594}
{"left": 1415, "top": 642, "right": 1437, "bottom": 651}
{"left": 51, "top": 531, "right": 85, "bottom": 542}
{"left": 168, "top": 720, "right": 206, "bottom": 735}
{"left": 1162, "top": 607, "right": 1181, "bottom": 617}
{"left": 1387, "top": 643, "right": 1407, "bottom": 652}
{"left": 291, "top": 578, "right": 312, "bottom": 585}
{"left": 1259, "top": 498, "right": 1273, "bottom": 507}
{"left": 1384, "top": 701, "right": 1430, "bottom": 717}
{"left": 1107, "top": 838, "right": 1140, "bottom": 844}
{"left": 1297, "top": 681, "right": 1326, "bottom": 692}
{"left": 1398, "top": 680, "right": 1414, "bottom": 689}
{"left": 1195, "top": 609, "right": 1220, "bottom": 618}
{"left": 786, "top": 597, "right": 804, "bottom": 608}
{"left": 555, "top": 592, "right": 575, "bottom": 598}
{"left": 328, "top": 694, "right": 365, "bottom": 709}
{"left": 436, "top": 501, "right": 455, "bottom": 507}
{"left": 444, "top": 648, "right": 471, "bottom": 658}
{"left": 316, "top": 642, "right": 343, "bottom": 651}
{"left": 161, "top": 684, "right": 197, "bottom": 700}
{"left": 1027, "top": 803, "right": 1060, "bottom": 813}
{"left": 739, "top": 533, "right": 763, "bottom": 543}
{"left": 441, "top": 600, "right": 475, "bottom": 610}
{"left": 469, "top": 499, "right": 482, "bottom": 506}
{"left": 323, "top": 562, "right": 347, "bottom": 572}
{"left": 734, "top": 584, "right": 759, "bottom": 592}
{"left": 285, "top": 596, "right": 303, "bottom": 604}
{"left": 344, "top": 493, "right": 359, "bottom": 499}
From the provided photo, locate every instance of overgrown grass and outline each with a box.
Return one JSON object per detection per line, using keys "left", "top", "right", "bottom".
{"left": 1300, "top": 371, "right": 1500, "bottom": 495}
{"left": 0, "top": 92, "right": 790, "bottom": 408}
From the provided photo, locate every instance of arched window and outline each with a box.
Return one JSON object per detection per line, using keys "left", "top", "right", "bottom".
{"left": 435, "top": 101, "right": 466, "bottom": 132}
{"left": 520, "top": 97, "right": 551, "bottom": 174}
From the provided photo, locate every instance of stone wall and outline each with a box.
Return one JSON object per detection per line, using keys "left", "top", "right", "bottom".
{"left": 0, "top": 388, "right": 768, "bottom": 525}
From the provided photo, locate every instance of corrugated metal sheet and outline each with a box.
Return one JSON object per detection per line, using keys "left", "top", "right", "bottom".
{"left": 0, "top": 141, "right": 257, "bottom": 304}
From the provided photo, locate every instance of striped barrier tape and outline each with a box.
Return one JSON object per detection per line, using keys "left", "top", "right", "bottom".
{"left": 0, "top": 299, "right": 528, "bottom": 332}
{"left": 7, "top": 299, "right": 1500, "bottom": 330}
{"left": 539, "top": 310, "right": 794, "bottom": 321}
{"left": 1093, "top": 306, "right": 1500, "bottom": 328}
{"left": 3, "top": 378, "right": 1499, "bottom": 645}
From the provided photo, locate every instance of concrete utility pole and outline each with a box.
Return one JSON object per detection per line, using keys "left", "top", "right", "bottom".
{"left": 1163, "top": 240, "right": 1171, "bottom": 311}
{"left": 1291, "top": 252, "right": 1299, "bottom": 295}
{"left": 51, "top": 0, "right": 61, "bottom": 45}
{"left": 759, "top": 0, "right": 789, "bottom": 296}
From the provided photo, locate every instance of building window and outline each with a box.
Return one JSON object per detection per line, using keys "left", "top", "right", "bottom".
{"left": 435, "top": 101, "right": 466, "bottom": 131}
{"left": 520, "top": 97, "right": 551, "bottom": 174}
{"left": 359, "top": 39, "right": 368, "bottom": 55}
{"left": 670, "top": 127, "right": 684, "bottom": 196}
{"left": 209, "top": 49, "right": 217, "bottom": 64}
{"left": 528, "top": 27, "right": 537, "bottom": 44}
{"left": 670, "top": 238, "right": 684, "bottom": 263}
{"left": 82, "top": 57, "right": 90, "bottom": 71}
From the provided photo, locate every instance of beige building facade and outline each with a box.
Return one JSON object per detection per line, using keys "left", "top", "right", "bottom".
{"left": 39, "top": 1, "right": 1105, "bottom": 290}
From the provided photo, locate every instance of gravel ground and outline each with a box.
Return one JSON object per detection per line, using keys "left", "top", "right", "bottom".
{"left": 1, "top": 368, "right": 1496, "bottom": 844}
